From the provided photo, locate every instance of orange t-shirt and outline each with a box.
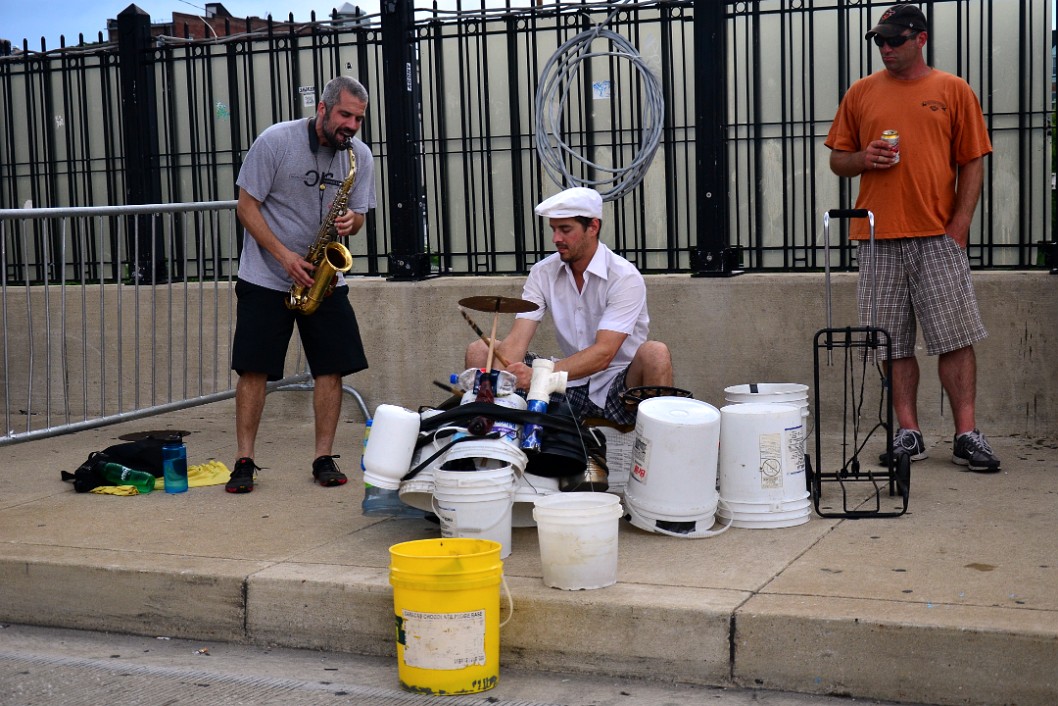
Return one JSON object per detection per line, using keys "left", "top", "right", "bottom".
{"left": 825, "top": 69, "right": 992, "bottom": 240}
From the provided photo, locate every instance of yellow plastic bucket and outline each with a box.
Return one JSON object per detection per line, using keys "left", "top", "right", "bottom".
{"left": 388, "top": 538, "right": 503, "bottom": 694}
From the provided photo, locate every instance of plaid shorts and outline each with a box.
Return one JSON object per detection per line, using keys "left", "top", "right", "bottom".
{"left": 524, "top": 353, "right": 635, "bottom": 426}
{"left": 856, "top": 236, "right": 987, "bottom": 359}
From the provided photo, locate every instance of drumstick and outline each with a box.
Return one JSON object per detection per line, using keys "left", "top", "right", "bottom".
{"left": 485, "top": 312, "right": 499, "bottom": 372}
{"left": 459, "top": 308, "right": 510, "bottom": 368}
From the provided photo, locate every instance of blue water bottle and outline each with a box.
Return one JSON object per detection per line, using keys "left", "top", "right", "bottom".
{"left": 162, "top": 434, "right": 189, "bottom": 494}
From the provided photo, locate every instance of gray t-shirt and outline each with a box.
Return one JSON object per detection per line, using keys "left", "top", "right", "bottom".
{"left": 236, "top": 117, "right": 376, "bottom": 291}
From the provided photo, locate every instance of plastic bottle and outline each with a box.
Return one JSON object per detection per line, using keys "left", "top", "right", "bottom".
{"left": 362, "top": 484, "right": 425, "bottom": 518}
{"left": 451, "top": 368, "right": 518, "bottom": 395}
{"left": 100, "top": 462, "right": 156, "bottom": 494}
{"left": 162, "top": 436, "right": 189, "bottom": 494}
{"left": 360, "top": 417, "right": 423, "bottom": 518}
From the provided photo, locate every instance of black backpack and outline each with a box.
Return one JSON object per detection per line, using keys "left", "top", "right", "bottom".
{"left": 60, "top": 438, "right": 169, "bottom": 493}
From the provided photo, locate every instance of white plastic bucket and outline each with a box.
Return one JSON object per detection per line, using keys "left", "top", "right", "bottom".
{"left": 443, "top": 437, "right": 528, "bottom": 473}
{"left": 532, "top": 493, "right": 623, "bottom": 590}
{"left": 624, "top": 397, "right": 728, "bottom": 538}
{"left": 400, "top": 437, "right": 529, "bottom": 520}
{"left": 724, "top": 383, "right": 810, "bottom": 452}
{"left": 363, "top": 404, "right": 421, "bottom": 490}
{"left": 433, "top": 467, "right": 517, "bottom": 558}
{"left": 399, "top": 466, "right": 435, "bottom": 513}
{"left": 717, "top": 402, "right": 810, "bottom": 529}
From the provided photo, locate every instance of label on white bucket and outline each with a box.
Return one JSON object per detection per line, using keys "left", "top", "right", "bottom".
{"left": 401, "top": 609, "right": 486, "bottom": 670}
{"left": 786, "top": 426, "right": 805, "bottom": 478}
{"left": 756, "top": 426, "right": 805, "bottom": 488}
{"left": 630, "top": 434, "right": 650, "bottom": 483}
{"left": 759, "top": 432, "right": 783, "bottom": 489}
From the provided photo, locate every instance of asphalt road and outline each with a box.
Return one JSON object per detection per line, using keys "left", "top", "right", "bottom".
{"left": 0, "top": 623, "right": 923, "bottom": 706}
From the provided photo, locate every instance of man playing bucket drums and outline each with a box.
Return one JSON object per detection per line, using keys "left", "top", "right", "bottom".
{"left": 465, "top": 187, "right": 673, "bottom": 428}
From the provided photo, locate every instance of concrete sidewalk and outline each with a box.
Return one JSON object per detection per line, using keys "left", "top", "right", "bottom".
{"left": 1, "top": 395, "right": 1056, "bottom": 706}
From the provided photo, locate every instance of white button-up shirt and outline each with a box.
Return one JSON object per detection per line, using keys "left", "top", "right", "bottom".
{"left": 517, "top": 242, "right": 649, "bottom": 408}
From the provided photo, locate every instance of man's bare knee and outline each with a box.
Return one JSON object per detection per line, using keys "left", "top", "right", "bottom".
{"left": 465, "top": 339, "right": 489, "bottom": 368}
{"left": 630, "top": 340, "right": 673, "bottom": 387}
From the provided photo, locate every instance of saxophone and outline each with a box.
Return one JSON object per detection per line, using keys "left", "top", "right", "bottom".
{"left": 285, "top": 146, "right": 356, "bottom": 315}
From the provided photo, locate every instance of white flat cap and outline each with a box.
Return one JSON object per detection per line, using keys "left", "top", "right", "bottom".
{"left": 534, "top": 187, "right": 603, "bottom": 220}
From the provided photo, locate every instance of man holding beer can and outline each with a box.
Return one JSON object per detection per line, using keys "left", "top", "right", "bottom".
{"left": 824, "top": 4, "right": 1000, "bottom": 472}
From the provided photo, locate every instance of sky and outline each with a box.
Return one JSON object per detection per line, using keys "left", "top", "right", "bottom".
{"left": 1, "top": 0, "right": 525, "bottom": 50}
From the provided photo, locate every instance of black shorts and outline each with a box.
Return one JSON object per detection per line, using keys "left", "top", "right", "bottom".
{"left": 231, "top": 279, "right": 368, "bottom": 381}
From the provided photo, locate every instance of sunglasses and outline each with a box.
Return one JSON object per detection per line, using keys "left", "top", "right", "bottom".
{"left": 873, "top": 32, "right": 918, "bottom": 48}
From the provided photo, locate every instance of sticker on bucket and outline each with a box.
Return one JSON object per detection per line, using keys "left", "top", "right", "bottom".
{"left": 786, "top": 426, "right": 805, "bottom": 478}
{"left": 759, "top": 432, "right": 783, "bottom": 489}
{"left": 399, "top": 609, "right": 486, "bottom": 670}
{"left": 630, "top": 434, "right": 650, "bottom": 483}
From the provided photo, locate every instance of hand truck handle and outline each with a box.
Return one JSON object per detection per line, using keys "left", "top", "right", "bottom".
{"left": 826, "top": 209, "right": 870, "bottom": 219}
{"left": 821, "top": 209, "right": 877, "bottom": 364}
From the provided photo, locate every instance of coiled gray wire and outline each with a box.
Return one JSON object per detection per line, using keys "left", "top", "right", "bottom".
{"left": 534, "top": 2, "right": 665, "bottom": 202}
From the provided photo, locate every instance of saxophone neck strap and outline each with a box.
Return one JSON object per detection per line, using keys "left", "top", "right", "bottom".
{"left": 307, "top": 117, "right": 320, "bottom": 153}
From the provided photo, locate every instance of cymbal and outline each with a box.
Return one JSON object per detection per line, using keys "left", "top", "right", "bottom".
{"left": 458, "top": 295, "right": 539, "bottom": 313}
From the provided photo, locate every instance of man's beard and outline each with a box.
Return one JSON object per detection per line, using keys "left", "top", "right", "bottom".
{"left": 322, "top": 117, "right": 354, "bottom": 148}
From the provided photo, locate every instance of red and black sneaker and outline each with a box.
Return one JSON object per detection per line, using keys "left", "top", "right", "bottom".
{"left": 226, "top": 457, "right": 260, "bottom": 493}
{"left": 312, "top": 454, "right": 347, "bottom": 487}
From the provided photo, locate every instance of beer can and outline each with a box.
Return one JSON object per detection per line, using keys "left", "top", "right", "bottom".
{"left": 881, "top": 129, "right": 900, "bottom": 164}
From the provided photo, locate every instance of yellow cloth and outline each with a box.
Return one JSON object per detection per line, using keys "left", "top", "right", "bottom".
{"left": 152, "top": 460, "right": 231, "bottom": 491}
{"left": 90, "top": 485, "right": 140, "bottom": 496}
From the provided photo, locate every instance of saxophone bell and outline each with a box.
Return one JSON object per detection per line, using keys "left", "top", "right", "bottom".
{"left": 288, "top": 242, "right": 353, "bottom": 316}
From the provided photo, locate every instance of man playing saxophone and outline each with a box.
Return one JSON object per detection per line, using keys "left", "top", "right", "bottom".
{"left": 229, "top": 76, "right": 375, "bottom": 493}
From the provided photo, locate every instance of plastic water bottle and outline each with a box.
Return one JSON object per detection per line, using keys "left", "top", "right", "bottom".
{"left": 360, "top": 418, "right": 423, "bottom": 518}
{"left": 162, "top": 436, "right": 189, "bottom": 494}
{"left": 362, "top": 484, "right": 425, "bottom": 518}
{"left": 100, "top": 462, "right": 156, "bottom": 494}
{"left": 451, "top": 368, "right": 518, "bottom": 395}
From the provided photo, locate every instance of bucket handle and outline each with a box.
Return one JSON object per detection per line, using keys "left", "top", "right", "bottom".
{"left": 499, "top": 573, "right": 514, "bottom": 628}
{"left": 431, "top": 484, "right": 517, "bottom": 535}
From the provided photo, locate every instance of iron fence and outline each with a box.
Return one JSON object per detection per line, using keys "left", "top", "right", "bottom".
{"left": 0, "top": 0, "right": 1052, "bottom": 284}
{"left": 0, "top": 202, "right": 367, "bottom": 445}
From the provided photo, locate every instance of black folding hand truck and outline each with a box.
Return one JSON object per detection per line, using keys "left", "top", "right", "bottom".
{"left": 808, "top": 209, "right": 910, "bottom": 518}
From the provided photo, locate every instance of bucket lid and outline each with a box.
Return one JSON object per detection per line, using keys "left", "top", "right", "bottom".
{"left": 724, "top": 383, "right": 808, "bottom": 397}
{"left": 638, "top": 397, "right": 721, "bottom": 425}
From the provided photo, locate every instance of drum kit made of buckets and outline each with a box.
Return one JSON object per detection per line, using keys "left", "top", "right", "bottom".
{"left": 379, "top": 295, "right": 838, "bottom": 695}
{"left": 372, "top": 295, "right": 812, "bottom": 568}
{"left": 384, "top": 216, "right": 911, "bottom": 694}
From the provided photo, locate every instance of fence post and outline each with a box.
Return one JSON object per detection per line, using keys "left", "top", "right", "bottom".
{"left": 380, "top": 0, "right": 430, "bottom": 280}
{"left": 691, "top": 0, "right": 741, "bottom": 277}
{"left": 117, "top": 5, "right": 165, "bottom": 283}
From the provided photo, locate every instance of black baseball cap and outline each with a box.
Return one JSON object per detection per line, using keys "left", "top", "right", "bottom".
{"left": 865, "top": 4, "right": 928, "bottom": 40}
